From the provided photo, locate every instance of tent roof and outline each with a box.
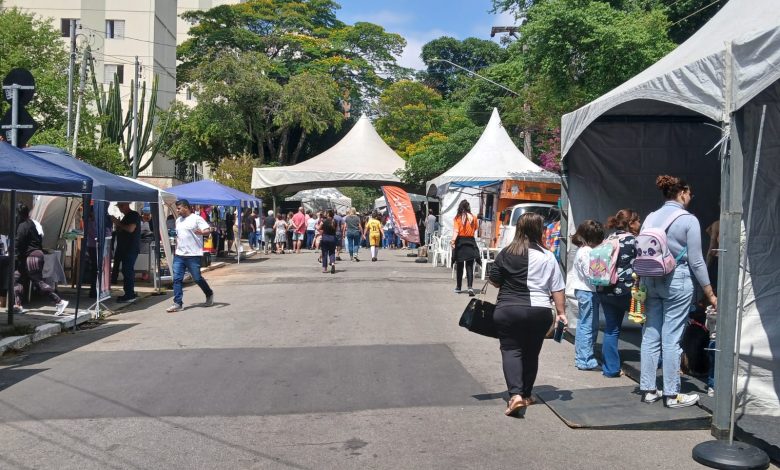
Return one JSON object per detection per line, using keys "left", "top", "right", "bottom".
{"left": 561, "top": 0, "right": 780, "bottom": 156}
{"left": 121, "top": 177, "right": 177, "bottom": 205}
{"left": 427, "top": 108, "right": 560, "bottom": 195}
{"left": 251, "top": 115, "right": 405, "bottom": 193}
{"left": 285, "top": 187, "right": 350, "bottom": 202}
{"left": 26, "top": 145, "right": 156, "bottom": 202}
{"left": 166, "top": 179, "right": 261, "bottom": 208}
{"left": 0, "top": 142, "right": 91, "bottom": 196}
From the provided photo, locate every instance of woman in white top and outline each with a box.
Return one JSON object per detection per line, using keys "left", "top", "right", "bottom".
{"left": 570, "top": 220, "right": 605, "bottom": 371}
{"left": 489, "top": 212, "right": 567, "bottom": 417}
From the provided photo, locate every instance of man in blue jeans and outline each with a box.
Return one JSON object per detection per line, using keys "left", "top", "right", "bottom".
{"left": 167, "top": 199, "right": 214, "bottom": 312}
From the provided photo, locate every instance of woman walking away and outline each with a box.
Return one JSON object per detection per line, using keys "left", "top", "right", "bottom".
{"left": 345, "top": 207, "right": 363, "bottom": 262}
{"left": 263, "top": 210, "right": 275, "bottom": 254}
{"left": 489, "top": 213, "right": 566, "bottom": 416}
{"left": 639, "top": 175, "right": 717, "bottom": 408}
{"left": 596, "top": 209, "right": 640, "bottom": 378}
{"left": 13, "top": 204, "right": 69, "bottom": 315}
{"left": 320, "top": 210, "right": 337, "bottom": 273}
{"left": 364, "top": 211, "right": 384, "bottom": 262}
{"left": 571, "top": 220, "right": 605, "bottom": 371}
{"left": 451, "top": 200, "right": 480, "bottom": 296}
{"left": 273, "top": 213, "right": 287, "bottom": 254}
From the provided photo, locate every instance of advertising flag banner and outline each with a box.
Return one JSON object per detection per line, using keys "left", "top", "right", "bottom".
{"left": 381, "top": 186, "right": 419, "bottom": 244}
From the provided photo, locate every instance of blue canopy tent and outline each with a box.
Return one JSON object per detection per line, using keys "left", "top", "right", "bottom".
{"left": 0, "top": 142, "right": 93, "bottom": 325}
{"left": 166, "top": 179, "right": 262, "bottom": 264}
{"left": 26, "top": 145, "right": 163, "bottom": 317}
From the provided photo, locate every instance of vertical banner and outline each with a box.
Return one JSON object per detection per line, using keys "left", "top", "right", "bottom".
{"left": 99, "top": 236, "right": 112, "bottom": 301}
{"left": 381, "top": 186, "right": 420, "bottom": 244}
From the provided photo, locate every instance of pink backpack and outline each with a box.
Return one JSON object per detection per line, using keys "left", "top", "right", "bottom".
{"left": 634, "top": 209, "right": 688, "bottom": 277}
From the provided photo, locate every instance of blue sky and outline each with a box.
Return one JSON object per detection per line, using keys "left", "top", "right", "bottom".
{"left": 334, "top": 0, "right": 517, "bottom": 70}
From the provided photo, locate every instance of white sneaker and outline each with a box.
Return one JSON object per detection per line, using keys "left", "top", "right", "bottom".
{"left": 641, "top": 390, "right": 664, "bottom": 404}
{"left": 665, "top": 393, "right": 700, "bottom": 408}
{"left": 55, "top": 300, "right": 69, "bottom": 316}
{"left": 707, "top": 387, "right": 715, "bottom": 397}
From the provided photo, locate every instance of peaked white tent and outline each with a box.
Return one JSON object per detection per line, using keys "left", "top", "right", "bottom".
{"left": 560, "top": 0, "right": 780, "bottom": 447}
{"left": 251, "top": 115, "right": 405, "bottom": 194}
{"left": 427, "top": 108, "right": 559, "bottom": 235}
{"left": 285, "top": 188, "right": 352, "bottom": 214}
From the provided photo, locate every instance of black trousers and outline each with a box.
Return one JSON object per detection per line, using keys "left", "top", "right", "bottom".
{"left": 494, "top": 304, "right": 553, "bottom": 398}
{"left": 455, "top": 260, "right": 474, "bottom": 290}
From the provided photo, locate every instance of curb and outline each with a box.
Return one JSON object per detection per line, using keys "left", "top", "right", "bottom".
{"left": 0, "top": 310, "right": 97, "bottom": 357}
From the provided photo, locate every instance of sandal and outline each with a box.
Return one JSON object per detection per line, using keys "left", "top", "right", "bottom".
{"left": 504, "top": 395, "right": 526, "bottom": 416}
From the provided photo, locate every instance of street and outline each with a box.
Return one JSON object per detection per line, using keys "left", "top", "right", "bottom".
{"left": 0, "top": 250, "right": 720, "bottom": 469}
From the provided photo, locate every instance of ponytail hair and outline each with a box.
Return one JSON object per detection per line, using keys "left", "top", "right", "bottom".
{"left": 656, "top": 174, "right": 690, "bottom": 200}
{"left": 607, "top": 209, "right": 640, "bottom": 232}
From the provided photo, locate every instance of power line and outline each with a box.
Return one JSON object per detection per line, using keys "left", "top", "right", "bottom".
{"left": 671, "top": 0, "right": 723, "bottom": 27}
{"left": 80, "top": 26, "right": 177, "bottom": 49}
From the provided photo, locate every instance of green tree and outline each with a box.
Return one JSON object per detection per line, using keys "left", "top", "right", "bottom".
{"left": 212, "top": 154, "right": 256, "bottom": 194}
{"left": 397, "top": 124, "right": 483, "bottom": 189}
{"left": 375, "top": 81, "right": 443, "bottom": 154}
{"left": 338, "top": 187, "right": 381, "bottom": 213}
{"left": 420, "top": 37, "right": 508, "bottom": 97}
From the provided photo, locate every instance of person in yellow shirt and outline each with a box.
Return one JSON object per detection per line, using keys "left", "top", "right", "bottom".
{"left": 451, "top": 200, "right": 480, "bottom": 296}
{"left": 364, "top": 211, "right": 384, "bottom": 262}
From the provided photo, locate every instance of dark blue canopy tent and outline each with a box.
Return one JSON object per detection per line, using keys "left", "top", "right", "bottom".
{"left": 166, "top": 179, "right": 262, "bottom": 264}
{"left": 0, "top": 142, "right": 93, "bottom": 324}
{"left": 27, "top": 145, "right": 163, "bottom": 317}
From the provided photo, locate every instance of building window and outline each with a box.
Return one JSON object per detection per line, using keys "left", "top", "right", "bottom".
{"left": 105, "top": 20, "right": 125, "bottom": 39}
{"left": 60, "top": 18, "right": 80, "bottom": 37}
{"left": 104, "top": 64, "right": 125, "bottom": 84}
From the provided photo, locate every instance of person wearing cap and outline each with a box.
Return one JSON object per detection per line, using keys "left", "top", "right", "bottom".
{"left": 167, "top": 199, "right": 214, "bottom": 312}
{"left": 111, "top": 202, "right": 141, "bottom": 303}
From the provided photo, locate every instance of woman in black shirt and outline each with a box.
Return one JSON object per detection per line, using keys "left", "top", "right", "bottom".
{"left": 320, "top": 210, "right": 337, "bottom": 274}
{"left": 489, "top": 213, "right": 566, "bottom": 416}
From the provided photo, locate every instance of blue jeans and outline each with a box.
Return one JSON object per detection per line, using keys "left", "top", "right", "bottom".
{"left": 383, "top": 230, "right": 393, "bottom": 248}
{"left": 248, "top": 231, "right": 258, "bottom": 249}
{"left": 707, "top": 339, "right": 716, "bottom": 388}
{"left": 320, "top": 235, "right": 336, "bottom": 269}
{"left": 306, "top": 230, "right": 315, "bottom": 249}
{"left": 640, "top": 265, "right": 694, "bottom": 394}
{"left": 173, "top": 255, "right": 213, "bottom": 306}
{"left": 598, "top": 293, "right": 629, "bottom": 377}
{"left": 574, "top": 289, "right": 600, "bottom": 369}
{"left": 121, "top": 250, "right": 139, "bottom": 298}
{"left": 347, "top": 231, "right": 361, "bottom": 257}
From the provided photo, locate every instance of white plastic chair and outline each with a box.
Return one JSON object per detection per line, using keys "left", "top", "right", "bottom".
{"left": 476, "top": 240, "right": 495, "bottom": 280}
{"left": 431, "top": 235, "right": 447, "bottom": 267}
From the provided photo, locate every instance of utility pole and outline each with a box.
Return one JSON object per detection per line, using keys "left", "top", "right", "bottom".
{"left": 66, "top": 19, "right": 76, "bottom": 142}
{"left": 71, "top": 46, "right": 89, "bottom": 156}
{"left": 131, "top": 56, "right": 140, "bottom": 178}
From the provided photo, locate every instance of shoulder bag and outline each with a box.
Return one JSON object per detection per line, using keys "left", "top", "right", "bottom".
{"left": 458, "top": 281, "right": 499, "bottom": 338}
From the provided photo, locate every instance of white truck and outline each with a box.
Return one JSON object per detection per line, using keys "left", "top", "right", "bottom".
{"left": 496, "top": 203, "right": 560, "bottom": 249}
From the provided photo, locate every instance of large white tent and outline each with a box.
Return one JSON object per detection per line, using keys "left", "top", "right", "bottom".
{"left": 251, "top": 115, "right": 405, "bottom": 194}
{"left": 560, "top": 0, "right": 780, "bottom": 448}
{"left": 427, "top": 108, "right": 559, "bottom": 236}
{"left": 285, "top": 188, "right": 352, "bottom": 214}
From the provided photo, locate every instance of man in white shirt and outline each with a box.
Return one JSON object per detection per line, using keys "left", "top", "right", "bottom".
{"left": 166, "top": 199, "right": 214, "bottom": 312}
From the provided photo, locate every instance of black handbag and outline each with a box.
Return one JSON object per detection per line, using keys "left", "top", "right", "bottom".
{"left": 458, "top": 282, "right": 499, "bottom": 338}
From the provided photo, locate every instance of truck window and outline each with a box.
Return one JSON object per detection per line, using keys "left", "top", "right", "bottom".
{"left": 510, "top": 205, "right": 560, "bottom": 226}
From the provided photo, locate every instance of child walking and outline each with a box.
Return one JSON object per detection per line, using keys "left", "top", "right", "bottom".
{"left": 571, "top": 220, "right": 605, "bottom": 370}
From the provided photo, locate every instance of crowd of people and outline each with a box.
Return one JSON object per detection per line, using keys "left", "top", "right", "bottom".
{"left": 472, "top": 174, "right": 718, "bottom": 417}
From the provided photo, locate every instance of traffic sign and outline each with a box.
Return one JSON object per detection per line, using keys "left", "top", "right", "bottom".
{"left": 1, "top": 68, "right": 37, "bottom": 147}
{"left": 2, "top": 68, "right": 35, "bottom": 105}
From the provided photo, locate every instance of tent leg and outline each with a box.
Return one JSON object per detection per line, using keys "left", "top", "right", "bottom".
{"left": 7, "top": 190, "right": 17, "bottom": 325}
{"left": 72, "top": 195, "right": 90, "bottom": 332}
{"left": 559, "top": 160, "right": 570, "bottom": 273}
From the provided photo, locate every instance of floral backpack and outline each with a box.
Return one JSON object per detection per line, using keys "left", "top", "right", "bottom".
{"left": 588, "top": 233, "right": 630, "bottom": 287}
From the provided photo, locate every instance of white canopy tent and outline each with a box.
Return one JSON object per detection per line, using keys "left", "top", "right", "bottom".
{"left": 251, "top": 115, "right": 405, "bottom": 195}
{"left": 560, "top": 0, "right": 780, "bottom": 444}
{"left": 427, "top": 108, "right": 559, "bottom": 236}
{"left": 285, "top": 188, "right": 352, "bottom": 214}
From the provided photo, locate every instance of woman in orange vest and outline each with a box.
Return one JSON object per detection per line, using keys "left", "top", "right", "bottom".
{"left": 451, "top": 200, "right": 481, "bottom": 296}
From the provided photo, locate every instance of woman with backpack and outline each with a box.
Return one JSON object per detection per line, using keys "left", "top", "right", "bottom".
{"left": 571, "top": 220, "right": 605, "bottom": 371}
{"left": 637, "top": 175, "right": 717, "bottom": 409}
{"left": 597, "top": 209, "right": 641, "bottom": 378}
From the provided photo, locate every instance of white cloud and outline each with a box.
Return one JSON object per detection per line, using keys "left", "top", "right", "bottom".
{"left": 396, "top": 28, "right": 453, "bottom": 71}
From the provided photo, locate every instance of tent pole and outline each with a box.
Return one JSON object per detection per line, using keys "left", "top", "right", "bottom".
{"left": 7, "top": 190, "right": 17, "bottom": 325}
{"left": 559, "top": 159, "right": 570, "bottom": 273}
{"left": 72, "top": 195, "right": 89, "bottom": 332}
{"left": 236, "top": 206, "right": 241, "bottom": 265}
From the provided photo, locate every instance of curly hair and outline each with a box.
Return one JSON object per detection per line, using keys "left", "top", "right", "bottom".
{"left": 607, "top": 209, "right": 640, "bottom": 234}
{"left": 656, "top": 174, "right": 690, "bottom": 200}
{"left": 572, "top": 219, "right": 605, "bottom": 248}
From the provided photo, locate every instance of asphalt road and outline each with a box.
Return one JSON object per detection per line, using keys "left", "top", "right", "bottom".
{"left": 0, "top": 249, "right": 732, "bottom": 469}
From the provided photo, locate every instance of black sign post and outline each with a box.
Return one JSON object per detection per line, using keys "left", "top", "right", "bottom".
{"left": 1, "top": 68, "right": 37, "bottom": 147}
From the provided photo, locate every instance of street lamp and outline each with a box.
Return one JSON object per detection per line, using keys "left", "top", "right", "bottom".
{"left": 429, "top": 58, "right": 520, "bottom": 97}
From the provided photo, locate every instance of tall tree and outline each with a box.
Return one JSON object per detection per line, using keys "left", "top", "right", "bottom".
{"left": 420, "top": 37, "right": 508, "bottom": 97}
{"left": 375, "top": 81, "right": 443, "bottom": 154}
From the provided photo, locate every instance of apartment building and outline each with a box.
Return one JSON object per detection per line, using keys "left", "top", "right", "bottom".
{"left": 4, "top": 0, "right": 178, "bottom": 180}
